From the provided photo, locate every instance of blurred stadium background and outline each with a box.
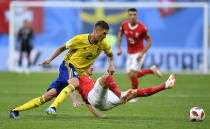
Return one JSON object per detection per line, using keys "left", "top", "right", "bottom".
{"left": 0, "top": 0, "right": 210, "bottom": 74}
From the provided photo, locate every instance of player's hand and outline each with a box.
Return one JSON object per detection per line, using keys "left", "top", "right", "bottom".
{"left": 97, "top": 114, "right": 107, "bottom": 118}
{"left": 136, "top": 53, "right": 143, "bottom": 61}
{"left": 99, "top": 114, "right": 107, "bottom": 118}
{"left": 117, "top": 49, "right": 122, "bottom": 56}
{"left": 107, "top": 65, "right": 115, "bottom": 75}
{"left": 38, "top": 60, "right": 51, "bottom": 66}
{"left": 73, "top": 101, "right": 83, "bottom": 108}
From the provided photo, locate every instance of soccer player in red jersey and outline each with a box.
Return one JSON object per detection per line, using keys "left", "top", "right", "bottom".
{"left": 117, "top": 8, "right": 162, "bottom": 102}
{"left": 77, "top": 65, "right": 175, "bottom": 118}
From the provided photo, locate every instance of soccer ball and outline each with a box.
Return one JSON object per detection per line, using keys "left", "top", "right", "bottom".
{"left": 189, "top": 107, "right": 205, "bottom": 121}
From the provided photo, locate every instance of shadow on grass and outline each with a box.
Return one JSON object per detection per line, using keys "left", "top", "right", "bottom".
{"left": 24, "top": 114, "right": 182, "bottom": 122}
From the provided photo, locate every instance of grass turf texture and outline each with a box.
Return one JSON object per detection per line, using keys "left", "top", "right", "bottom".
{"left": 0, "top": 72, "right": 209, "bottom": 129}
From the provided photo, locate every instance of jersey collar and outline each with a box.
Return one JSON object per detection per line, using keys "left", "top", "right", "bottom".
{"left": 128, "top": 23, "right": 138, "bottom": 30}
{"left": 88, "top": 34, "right": 93, "bottom": 44}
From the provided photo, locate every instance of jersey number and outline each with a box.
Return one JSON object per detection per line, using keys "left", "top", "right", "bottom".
{"left": 128, "top": 37, "right": 135, "bottom": 44}
{"left": 86, "top": 53, "right": 93, "bottom": 60}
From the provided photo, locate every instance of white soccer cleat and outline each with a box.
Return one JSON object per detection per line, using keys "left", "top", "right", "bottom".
{"left": 16, "top": 68, "right": 23, "bottom": 74}
{"left": 120, "top": 89, "right": 137, "bottom": 104}
{"left": 25, "top": 68, "right": 30, "bottom": 75}
{"left": 165, "top": 74, "right": 176, "bottom": 89}
{"left": 150, "top": 65, "right": 163, "bottom": 78}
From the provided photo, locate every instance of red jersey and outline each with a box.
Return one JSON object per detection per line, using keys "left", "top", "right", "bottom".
{"left": 120, "top": 20, "right": 150, "bottom": 54}
{"left": 77, "top": 74, "right": 95, "bottom": 104}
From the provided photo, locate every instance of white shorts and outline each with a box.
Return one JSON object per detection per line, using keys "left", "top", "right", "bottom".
{"left": 126, "top": 53, "right": 146, "bottom": 72}
{"left": 87, "top": 77, "right": 122, "bottom": 111}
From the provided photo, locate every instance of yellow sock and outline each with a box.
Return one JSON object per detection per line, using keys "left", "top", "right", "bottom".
{"left": 50, "top": 84, "right": 75, "bottom": 108}
{"left": 13, "top": 95, "right": 45, "bottom": 112}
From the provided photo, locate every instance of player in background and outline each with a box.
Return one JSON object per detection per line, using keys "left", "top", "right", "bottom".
{"left": 9, "top": 20, "right": 114, "bottom": 119}
{"left": 117, "top": 8, "right": 162, "bottom": 102}
{"left": 17, "top": 20, "right": 34, "bottom": 74}
{"left": 77, "top": 65, "right": 175, "bottom": 118}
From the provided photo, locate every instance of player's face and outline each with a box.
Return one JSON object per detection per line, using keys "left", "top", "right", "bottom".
{"left": 94, "top": 27, "right": 109, "bottom": 42}
{"left": 128, "top": 11, "right": 138, "bottom": 24}
{"left": 24, "top": 20, "right": 29, "bottom": 28}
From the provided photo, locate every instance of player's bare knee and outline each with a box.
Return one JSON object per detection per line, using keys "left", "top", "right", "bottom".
{"left": 128, "top": 70, "right": 137, "bottom": 78}
{"left": 99, "top": 73, "right": 109, "bottom": 88}
{"left": 67, "top": 78, "right": 79, "bottom": 88}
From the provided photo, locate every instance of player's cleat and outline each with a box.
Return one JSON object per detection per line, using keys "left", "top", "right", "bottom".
{"left": 25, "top": 68, "right": 30, "bottom": 75}
{"left": 150, "top": 65, "right": 163, "bottom": 78}
{"left": 165, "top": 74, "right": 176, "bottom": 89}
{"left": 9, "top": 110, "right": 19, "bottom": 119}
{"left": 16, "top": 68, "right": 23, "bottom": 74}
{"left": 45, "top": 107, "right": 57, "bottom": 116}
{"left": 120, "top": 89, "right": 137, "bottom": 104}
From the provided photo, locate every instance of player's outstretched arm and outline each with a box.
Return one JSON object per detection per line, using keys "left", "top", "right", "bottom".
{"left": 86, "top": 104, "right": 106, "bottom": 118}
{"left": 69, "top": 92, "right": 83, "bottom": 108}
{"left": 39, "top": 45, "right": 67, "bottom": 65}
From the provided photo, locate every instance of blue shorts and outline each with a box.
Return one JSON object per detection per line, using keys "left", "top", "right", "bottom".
{"left": 47, "top": 61, "right": 79, "bottom": 95}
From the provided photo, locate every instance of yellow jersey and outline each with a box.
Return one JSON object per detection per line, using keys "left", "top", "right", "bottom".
{"left": 63, "top": 34, "right": 112, "bottom": 77}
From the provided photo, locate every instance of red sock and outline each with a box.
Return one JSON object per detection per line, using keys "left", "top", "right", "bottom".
{"left": 136, "top": 83, "right": 165, "bottom": 97}
{"left": 106, "top": 76, "right": 121, "bottom": 98}
{"left": 137, "top": 69, "right": 153, "bottom": 78}
{"left": 130, "top": 77, "right": 138, "bottom": 89}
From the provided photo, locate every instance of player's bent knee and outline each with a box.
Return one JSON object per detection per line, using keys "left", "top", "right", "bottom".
{"left": 99, "top": 74, "right": 109, "bottom": 88}
{"left": 67, "top": 78, "right": 80, "bottom": 88}
{"left": 44, "top": 88, "right": 57, "bottom": 102}
{"left": 128, "top": 71, "right": 137, "bottom": 78}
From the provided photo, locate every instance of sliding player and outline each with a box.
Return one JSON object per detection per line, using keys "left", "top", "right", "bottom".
{"left": 9, "top": 20, "right": 114, "bottom": 119}
{"left": 77, "top": 65, "right": 175, "bottom": 118}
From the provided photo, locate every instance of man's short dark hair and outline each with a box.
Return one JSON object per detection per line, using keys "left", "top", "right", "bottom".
{"left": 128, "top": 8, "right": 137, "bottom": 13}
{"left": 95, "top": 20, "right": 109, "bottom": 30}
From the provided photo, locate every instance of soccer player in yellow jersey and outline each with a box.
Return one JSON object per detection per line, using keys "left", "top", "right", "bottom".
{"left": 9, "top": 20, "right": 114, "bottom": 119}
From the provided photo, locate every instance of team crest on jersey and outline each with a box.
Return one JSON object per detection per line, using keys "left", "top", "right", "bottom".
{"left": 74, "top": 71, "right": 78, "bottom": 76}
{"left": 125, "top": 30, "right": 128, "bottom": 34}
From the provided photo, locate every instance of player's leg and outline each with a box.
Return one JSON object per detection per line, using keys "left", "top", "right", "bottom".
{"left": 46, "top": 62, "right": 79, "bottom": 115}
{"left": 135, "top": 53, "right": 153, "bottom": 78}
{"left": 128, "top": 70, "right": 138, "bottom": 89}
{"left": 87, "top": 76, "right": 109, "bottom": 110}
{"left": 18, "top": 51, "right": 23, "bottom": 67}
{"left": 25, "top": 47, "right": 32, "bottom": 74}
{"left": 137, "top": 65, "right": 163, "bottom": 78}
{"left": 26, "top": 46, "right": 32, "bottom": 68}
{"left": 88, "top": 74, "right": 125, "bottom": 111}
{"left": 17, "top": 49, "right": 23, "bottom": 73}
{"left": 127, "top": 53, "right": 139, "bottom": 90}
{"left": 9, "top": 88, "right": 57, "bottom": 119}
{"left": 104, "top": 74, "right": 121, "bottom": 98}
{"left": 122, "top": 74, "right": 176, "bottom": 103}
{"left": 136, "top": 74, "right": 175, "bottom": 97}
{"left": 48, "top": 78, "right": 78, "bottom": 108}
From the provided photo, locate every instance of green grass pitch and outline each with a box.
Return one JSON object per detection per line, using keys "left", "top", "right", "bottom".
{"left": 0, "top": 72, "right": 209, "bottom": 129}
